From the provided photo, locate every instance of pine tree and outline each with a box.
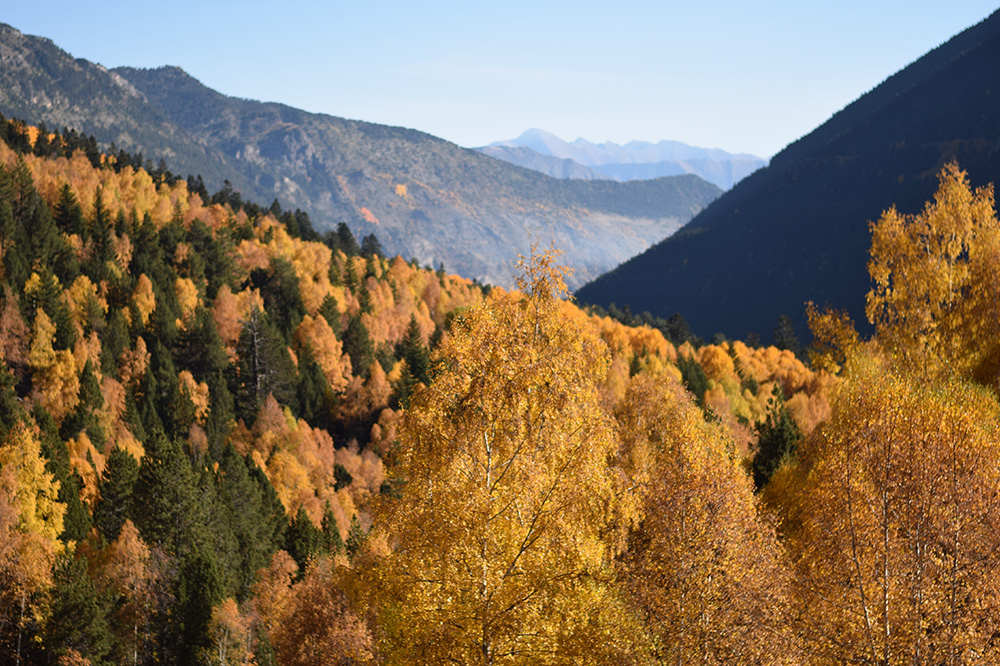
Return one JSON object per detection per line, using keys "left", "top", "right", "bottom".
{"left": 94, "top": 446, "right": 140, "bottom": 543}
{"left": 235, "top": 308, "right": 298, "bottom": 423}
{"left": 335, "top": 222, "right": 360, "bottom": 256}
{"left": 750, "top": 384, "right": 801, "bottom": 491}
{"left": 345, "top": 514, "right": 365, "bottom": 559}
{"left": 295, "top": 346, "right": 331, "bottom": 429}
{"left": 176, "top": 545, "right": 224, "bottom": 664}
{"left": 215, "top": 445, "right": 276, "bottom": 600}
{"left": 89, "top": 186, "right": 115, "bottom": 281}
{"left": 44, "top": 554, "right": 115, "bottom": 664}
{"left": 318, "top": 295, "right": 342, "bottom": 337}
{"left": 247, "top": 454, "right": 288, "bottom": 551}
{"left": 35, "top": 407, "right": 92, "bottom": 544}
{"left": 772, "top": 314, "right": 802, "bottom": 357}
{"left": 131, "top": 427, "right": 203, "bottom": 557}
{"left": 333, "top": 463, "right": 352, "bottom": 492}
{"left": 342, "top": 315, "right": 373, "bottom": 379}
{"left": 286, "top": 507, "right": 323, "bottom": 573}
{"left": 321, "top": 504, "right": 344, "bottom": 556}
{"left": 60, "top": 360, "right": 104, "bottom": 445}
{"left": 396, "top": 314, "right": 430, "bottom": 394}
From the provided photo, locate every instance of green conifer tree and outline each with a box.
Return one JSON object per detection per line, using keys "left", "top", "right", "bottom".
{"left": 750, "top": 384, "right": 802, "bottom": 491}
{"left": 321, "top": 503, "right": 345, "bottom": 556}
{"left": 215, "top": 445, "right": 276, "bottom": 600}
{"left": 345, "top": 514, "right": 366, "bottom": 558}
{"left": 131, "top": 427, "right": 204, "bottom": 557}
{"left": 44, "top": 554, "right": 115, "bottom": 663}
{"left": 246, "top": 454, "right": 288, "bottom": 551}
{"left": 94, "top": 446, "right": 140, "bottom": 543}
{"left": 342, "top": 315, "right": 374, "bottom": 379}
{"left": 285, "top": 506, "right": 323, "bottom": 573}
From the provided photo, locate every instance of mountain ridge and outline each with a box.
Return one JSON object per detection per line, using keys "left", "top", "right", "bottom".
{"left": 0, "top": 24, "right": 720, "bottom": 289}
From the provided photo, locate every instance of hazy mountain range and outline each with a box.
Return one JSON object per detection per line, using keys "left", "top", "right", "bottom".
{"left": 0, "top": 24, "right": 720, "bottom": 288}
{"left": 577, "top": 8, "right": 1000, "bottom": 341}
{"left": 477, "top": 129, "right": 767, "bottom": 189}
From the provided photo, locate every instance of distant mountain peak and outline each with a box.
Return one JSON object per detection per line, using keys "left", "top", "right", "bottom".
{"left": 484, "top": 130, "right": 767, "bottom": 190}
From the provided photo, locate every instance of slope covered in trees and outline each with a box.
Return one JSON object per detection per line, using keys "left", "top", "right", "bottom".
{"left": 4, "top": 114, "right": 999, "bottom": 666}
{"left": 0, "top": 119, "right": 829, "bottom": 664}
{"left": 577, "top": 8, "right": 1000, "bottom": 341}
{"left": 0, "top": 23, "right": 721, "bottom": 289}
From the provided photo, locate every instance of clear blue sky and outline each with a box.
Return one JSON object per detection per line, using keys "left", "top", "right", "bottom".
{"left": 4, "top": 2, "right": 998, "bottom": 157}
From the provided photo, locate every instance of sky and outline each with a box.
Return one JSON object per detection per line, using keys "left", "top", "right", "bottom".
{"left": 4, "top": 1, "right": 998, "bottom": 157}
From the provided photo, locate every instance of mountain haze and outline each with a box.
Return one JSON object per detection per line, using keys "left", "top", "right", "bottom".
{"left": 485, "top": 129, "right": 767, "bottom": 189}
{"left": 577, "top": 8, "right": 1000, "bottom": 341}
{"left": 0, "top": 23, "right": 720, "bottom": 288}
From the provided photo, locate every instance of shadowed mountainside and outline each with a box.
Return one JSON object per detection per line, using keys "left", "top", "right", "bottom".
{"left": 577, "top": 9, "right": 1000, "bottom": 340}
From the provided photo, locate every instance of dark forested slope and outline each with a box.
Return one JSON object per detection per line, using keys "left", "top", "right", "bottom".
{"left": 577, "top": 8, "right": 1000, "bottom": 340}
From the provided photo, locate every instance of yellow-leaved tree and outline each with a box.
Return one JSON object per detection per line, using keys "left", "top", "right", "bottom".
{"left": 614, "top": 373, "right": 797, "bottom": 664}
{"left": 376, "top": 248, "right": 639, "bottom": 665}
{"left": 772, "top": 352, "right": 1000, "bottom": 664}
{"left": 866, "top": 162, "right": 1000, "bottom": 382}
{"left": 0, "top": 422, "right": 66, "bottom": 663}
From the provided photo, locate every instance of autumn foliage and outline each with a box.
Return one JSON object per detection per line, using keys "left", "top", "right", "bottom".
{"left": 5, "top": 120, "right": 1000, "bottom": 666}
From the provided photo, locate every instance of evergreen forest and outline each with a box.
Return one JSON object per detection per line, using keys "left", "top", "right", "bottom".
{"left": 1, "top": 117, "right": 1000, "bottom": 666}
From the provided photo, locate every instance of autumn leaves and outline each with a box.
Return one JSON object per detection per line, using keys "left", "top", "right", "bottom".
{"left": 372, "top": 163, "right": 1000, "bottom": 664}
{"left": 372, "top": 249, "right": 794, "bottom": 664}
{"left": 775, "top": 163, "right": 1000, "bottom": 664}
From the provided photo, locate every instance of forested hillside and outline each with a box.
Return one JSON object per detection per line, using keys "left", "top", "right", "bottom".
{"left": 1, "top": 117, "right": 999, "bottom": 666}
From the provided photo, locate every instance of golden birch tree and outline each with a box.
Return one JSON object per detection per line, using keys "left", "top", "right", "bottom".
{"left": 779, "top": 353, "right": 1000, "bottom": 664}
{"left": 376, "top": 249, "right": 637, "bottom": 665}
{"left": 866, "top": 162, "right": 1000, "bottom": 381}
{"left": 615, "top": 374, "right": 796, "bottom": 665}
